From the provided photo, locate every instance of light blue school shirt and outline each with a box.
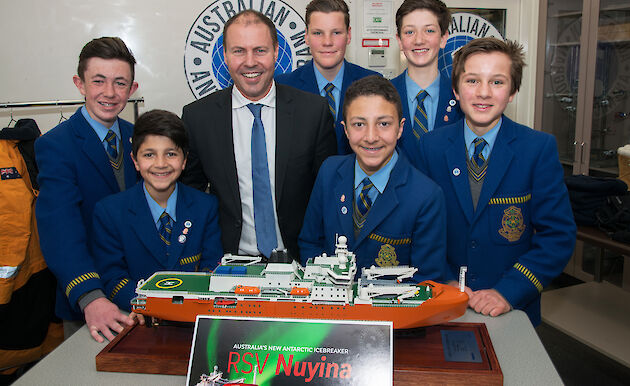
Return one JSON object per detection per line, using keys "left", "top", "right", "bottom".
{"left": 463, "top": 117, "right": 502, "bottom": 161}
{"left": 143, "top": 182, "right": 178, "bottom": 230}
{"left": 80, "top": 105, "right": 121, "bottom": 153}
{"left": 314, "top": 61, "right": 345, "bottom": 117}
{"left": 353, "top": 150, "right": 399, "bottom": 204}
{"left": 405, "top": 71, "right": 440, "bottom": 132}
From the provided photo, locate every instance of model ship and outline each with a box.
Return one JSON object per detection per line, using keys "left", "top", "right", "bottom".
{"left": 132, "top": 236, "right": 468, "bottom": 329}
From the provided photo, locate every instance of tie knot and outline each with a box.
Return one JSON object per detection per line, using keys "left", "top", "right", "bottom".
{"left": 159, "top": 211, "right": 171, "bottom": 225}
{"left": 105, "top": 130, "right": 117, "bottom": 147}
{"left": 416, "top": 90, "right": 427, "bottom": 103}
{"left": 361, "top": 177, "right": 373, "bottom": 193}
{"left": 247, "top": 103, "right": 263, "bottom": 119}
{"left": 325, "top": 83, "right": 334, "bottom": 93}
{"left": 473, "top": 137, "right": 487, "bottom": 153}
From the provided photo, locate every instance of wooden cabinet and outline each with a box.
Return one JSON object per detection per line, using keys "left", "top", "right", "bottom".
{"left": 535, "top": 0, "right": 630, "bottom": 177}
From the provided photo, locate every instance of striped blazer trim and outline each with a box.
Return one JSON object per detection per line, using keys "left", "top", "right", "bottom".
{"left": 489, "top": 194, "right": 532, "bottom": 205}
{"left": 109, "top": 278, "right": 130, "bottom": 300}
{"left": 65, "top": 272, "right": 100, "bottom": 297}
{"left": 514, "top": 262, "right": 543, "bottom": 292}
{"left": 180, "top": 253, "right": 201, "bottom": 266}
{"left": 368, "top": 234, "right": 412, "bottom": 246}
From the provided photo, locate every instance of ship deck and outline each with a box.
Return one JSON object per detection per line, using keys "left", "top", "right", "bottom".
{"left": 139, "top": 273, "right": 211, "bottom": 293}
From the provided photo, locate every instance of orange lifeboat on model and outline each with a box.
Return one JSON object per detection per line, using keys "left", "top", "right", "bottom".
{"left": 234, "top": 285, "right": 260, "bottom": 295}
{"left": 290, "top": 287, "right": 310, "bottom": 296}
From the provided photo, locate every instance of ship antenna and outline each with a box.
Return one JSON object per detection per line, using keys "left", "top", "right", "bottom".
{"left": 458, "top": 266, "right": 467, "bottom": 293}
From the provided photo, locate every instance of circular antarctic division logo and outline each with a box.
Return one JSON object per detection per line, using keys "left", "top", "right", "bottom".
{"left": 184, "top": 0, "right": 308, "bottom": 99}
{"left": 438, "top": 13, "right": 504, "bottom": 77}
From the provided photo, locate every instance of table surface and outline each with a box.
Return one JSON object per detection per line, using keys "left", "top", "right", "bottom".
{"left": 14, "top": 309, "right": 562, "bottom": 386}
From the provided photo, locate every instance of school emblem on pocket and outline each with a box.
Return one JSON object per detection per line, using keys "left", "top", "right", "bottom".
{"left": 499, "top": 205, "right": 526, "bottom": 242}
{"left": 375, "top": 244, "right": 399, "bottom": 267}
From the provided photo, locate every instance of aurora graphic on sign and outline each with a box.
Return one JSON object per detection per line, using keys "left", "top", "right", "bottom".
{"left": 187, "top": 316, "right": 393, "bottom": 385}
{"left": 438, "top": 12, "right": 504, "bottom": 78}
{"left": 184, "top": 0, "right": 309, "bottom": 99}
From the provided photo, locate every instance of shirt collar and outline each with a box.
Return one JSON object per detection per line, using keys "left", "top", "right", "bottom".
{"left": 463, "top": 117, "right": 502, "bottom": 156}
{"left": 354, "top": 150, "right": 398, "bottom": 193}
{"left": 232, "top": 81, "right": 276, "bottom": 109}
{"left": 81, "top": 105, "right": 121, "bottom": 142}
{"left": 405, "top": 70, "right": 440, "bottom": 104}
{"left": 314, "top": 61, "right": 345, "bottom": 94}
{"left": 143, "top": 182, "right": 178, "bottom": 226}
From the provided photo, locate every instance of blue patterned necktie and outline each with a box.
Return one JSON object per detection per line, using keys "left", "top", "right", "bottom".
{"left": 413, "top": 90, "right": 428, "bottom": 139}
{"left": 324, "top": 83, "right": 336, "bottom": 121}
{"left": 469, "top": 137, "right": 488, "bottom": 182}
{"left": 104, "top": 129, "right": 120, "bottom": 169}
{"left": 353, "top": 178, "right": 373, "bottom": 231}
{"left": 158, "top": 211, "right": 173, "bottom": 246}
{"left": 247, "top": 103, "right": 278, "bottom": 258}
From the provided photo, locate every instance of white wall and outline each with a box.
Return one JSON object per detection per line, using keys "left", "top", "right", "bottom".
{"left": 0, "top": 0, "right": 537, "bottom": 132}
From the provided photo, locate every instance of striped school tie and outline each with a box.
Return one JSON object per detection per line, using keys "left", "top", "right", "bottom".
{"left": 469, "top": 137, "right": 488, "bottom": 182}
{"left": 159, "top": 211, "right": 173, "bottom": 246}
{"left": 104, "top": 130, "right": 121, "bottom": 169}
{"left": 357, "top": 178, "right": 373, "bottom": 216}
{"left": 325, "top": 83, "right": 336, "bottom": 121}
{"left": 413, "top": 90, "right": 428, "bottom": 139}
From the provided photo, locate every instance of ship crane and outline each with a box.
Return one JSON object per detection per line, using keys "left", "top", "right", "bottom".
{"left": 358, "top": 283, "right": 419, "bottom": 302}
{"left": 362, "top": 265, "right": 418, "bottom": 282}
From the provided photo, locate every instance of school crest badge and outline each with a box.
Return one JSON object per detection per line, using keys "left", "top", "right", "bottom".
{"left": 499, "top": 205, "right": 526, "bottom": 242}
{"left": 375, "top": 244, "right": 399, "bottom": 267}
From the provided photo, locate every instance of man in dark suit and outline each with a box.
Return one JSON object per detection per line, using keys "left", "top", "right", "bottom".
{"left": 182, "top": 10, "right": 337, "bottom": 260}
{"left": 275, "top": 0, "right": 380, "bottom": 155}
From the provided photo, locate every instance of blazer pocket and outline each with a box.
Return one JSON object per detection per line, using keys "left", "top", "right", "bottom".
{"left": 368, "top": 232, "right": 412, "bottom": 267}
{"left": 488, "top": 193, "right": 532, "bottom": 245}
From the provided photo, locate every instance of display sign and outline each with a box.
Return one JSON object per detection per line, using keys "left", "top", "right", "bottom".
{"left": 186, "top": 316, "right": 393, "bottom": 386}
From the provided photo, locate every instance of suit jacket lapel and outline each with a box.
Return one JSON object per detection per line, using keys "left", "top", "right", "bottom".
{"left": 445, "top": 123, "right": 474, "bottom": 224}
{"left": 129, "top": 184, "right": 165, "bottom": 264}
{"left": 216, "top": 88, "right": 241, "bottom": 209}
{"left": 120, "top": 121, "right": 137, "bottom": 189}
{"left": 275, "top": 85, "right": 292, "bottom": 204}
{"left": 436, "top": 70, "right": 456, "bottom": 128}
{"left": 334, "top": 157, "right": 355, "bottom": 242}
{"left": 354, "top": 159, "right": 404, "bottom": 247}
{"left": 73, "top": 113, "right": 118, "bottom": 192}
{"left": 474, "top": 117, "right": 516, "bottom": 221}
{"left": 300, "top": 60, "right": 320, "bottom": 95}
{"left": 166, "top": 184, "right": 189, "bottom": 268}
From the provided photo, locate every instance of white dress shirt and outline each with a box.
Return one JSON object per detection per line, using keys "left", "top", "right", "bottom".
{"left": 231, "top": 82, "right": 285, "bottom": 256}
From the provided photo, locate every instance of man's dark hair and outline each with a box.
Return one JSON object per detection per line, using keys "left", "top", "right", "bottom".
{"left": 223, "top": 10, "right": 278, "bottom": 48}
{"left": 343, "top": 75, "right": 403, "bottom": 121}
{"left": 77, "top": 37, "right": 136, "bottom": 81}
{"left": 132, "top": 110, "right": 189, "bottom": 157}
{"left": 305, "top": 0, "right": 350, "bottom": 29}
{"left": 395, "top": 0, "right": 450, "bottom": 36}
{"left": 451, "top": 37, "right": 526, "bottom": 95}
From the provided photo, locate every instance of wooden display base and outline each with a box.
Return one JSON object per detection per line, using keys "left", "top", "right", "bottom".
{"left": 96, "top": 322, "right": 501, "bottom": 384}
{"left": 96, "top": 323, "right": 193, "bottom": 375}
{"left": 394, "top": 322, "right": 502, "bottom": 385}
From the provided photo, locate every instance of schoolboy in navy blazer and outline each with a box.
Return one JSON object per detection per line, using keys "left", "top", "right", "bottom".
{"left": 391, "top": 68, "right": 463, "bottom": 169}
{"left": 299, "top": 75, "right": 449, "bottom": 282}
{"left": 276, "top": 60, "right": 379, "bottom": 155}
{"left": 392, "top": 0, "right": 463, "bottom": 170}
{"left": 93, "top": 182, "right": 222, "bottom": 311}
{"left": 275, "top": 0, "right": 380, "bottom": 155}
{"left": 35, "top": 37, "right": 140, "bottom": 341}
{"left": 93, "top": 110, "right": 223, "bottom": 312}
{"left": 417, "top": 38, "right": 576, "bottom": 325}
